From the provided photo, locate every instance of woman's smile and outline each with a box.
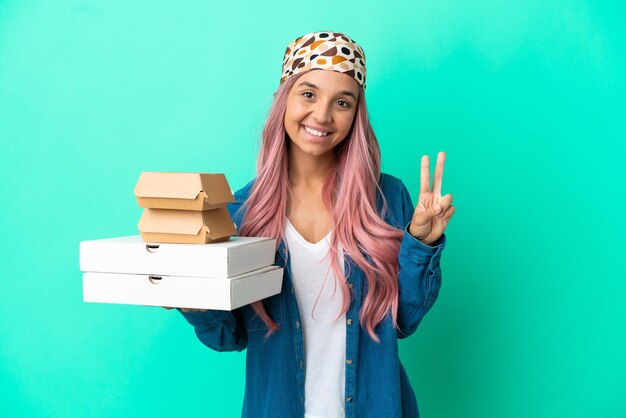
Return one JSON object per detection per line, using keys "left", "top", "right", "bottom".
{"left": 301, "top": 124, "right": 332, "bottom": 143}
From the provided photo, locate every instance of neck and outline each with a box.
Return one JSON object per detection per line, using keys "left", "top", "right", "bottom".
{"left": 288, "top": 146, "right": 335, "bottom": 188}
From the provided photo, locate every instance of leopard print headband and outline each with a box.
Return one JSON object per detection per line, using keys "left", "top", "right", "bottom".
{"left": 280, "top": 31, "right": 367, "bottom": 90}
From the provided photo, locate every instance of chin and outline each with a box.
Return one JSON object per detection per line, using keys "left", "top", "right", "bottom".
{"left": 291, "top": 140, "right": 331, "bottom": 157}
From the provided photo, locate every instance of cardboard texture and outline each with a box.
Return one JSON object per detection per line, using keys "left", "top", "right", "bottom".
{"left": 80, "top": 235, "right": 277, "bottom": 278}
{"left": 134, "top": 172, "right": 235, "bottom": 211}
{"left": 137, "top": 207, "right": 237, "bottom": 244}
{"left": 82, "top": 265, "right": 284, "bottom": 310}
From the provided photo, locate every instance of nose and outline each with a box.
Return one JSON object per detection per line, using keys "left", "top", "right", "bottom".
{"left": 311, "top": 100, "right": 333, "bottom": 124}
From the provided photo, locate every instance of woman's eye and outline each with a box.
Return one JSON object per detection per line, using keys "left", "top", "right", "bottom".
{"left": 301, "top": 93, "right": 350, "bottom": 108}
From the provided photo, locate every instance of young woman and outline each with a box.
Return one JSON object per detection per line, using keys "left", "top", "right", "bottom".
{"left": 168, "top": 31, "right": 455, "bottom": 418}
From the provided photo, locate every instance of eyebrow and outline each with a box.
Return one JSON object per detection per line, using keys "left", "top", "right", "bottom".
{"left": 297, "top": 81, "right": 357, "bottom": 101}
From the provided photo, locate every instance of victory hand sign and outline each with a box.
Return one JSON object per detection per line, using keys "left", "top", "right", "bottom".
{"left": 409, "top": 151, "right": 456, "bottom": 246}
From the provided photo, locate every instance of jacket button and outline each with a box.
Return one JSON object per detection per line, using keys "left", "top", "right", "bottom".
{"left": 295, "top": 320, "right": 301, "bottom": 329}
{"left": 346, "top": 359, "right": 353, "bottom": 365}
{"left": 346, "top": 396, "right": 352, "bottom": 402}
{"left": 346, "top": 318, "right": 353, "bottom": 325}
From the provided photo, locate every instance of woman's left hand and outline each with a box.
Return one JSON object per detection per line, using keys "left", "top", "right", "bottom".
{"left": 409, "top": 151, "right": 456, "bottom": 246}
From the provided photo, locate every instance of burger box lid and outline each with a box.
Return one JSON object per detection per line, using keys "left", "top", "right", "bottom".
{"left": 137, "top": 207, "right": 237, "bottom": 244}
{"left": 80, "top": 235, "right": 277, "bottom": 279}
{"left": 82, "top": 265, "right": 284, "bottom": 311}
{"left": 134, "top": 172, "right": 236, "bottom": 211}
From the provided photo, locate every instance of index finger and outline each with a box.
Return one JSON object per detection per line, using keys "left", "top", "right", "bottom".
{"left": 420, "top": 155, "right": 430, "bottom": 194}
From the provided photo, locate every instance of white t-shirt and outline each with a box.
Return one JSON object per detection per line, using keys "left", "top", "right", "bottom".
{"left": 284, "top": 217, "right": 346, "bottom": 418}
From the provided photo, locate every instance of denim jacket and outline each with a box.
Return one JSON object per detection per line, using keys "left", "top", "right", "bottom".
{"left": 179, "top": 173, "right": 447, "bottom": 418}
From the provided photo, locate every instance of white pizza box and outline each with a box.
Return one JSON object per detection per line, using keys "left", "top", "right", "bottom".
{"left": 80, "top": 235, "right": 276, "bottom": 279}
{"left": 83, "top": 265, "right": 284, "bottom": 311}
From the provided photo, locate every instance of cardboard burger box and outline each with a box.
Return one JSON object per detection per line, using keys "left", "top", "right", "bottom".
{"left": 134, "top": 172, "right": 236, "bottom": 211}
{"left": 137, "top": 207, "right": 236, "bottom": 244}
{"left": 80, "top": 236, "right": 283, "bottom": 310}
{"left": 133, "top": 172, "right": 237, "bottom": 244}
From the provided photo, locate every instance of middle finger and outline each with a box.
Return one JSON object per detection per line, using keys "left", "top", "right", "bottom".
{"left": 432, "top": 151, "right": 446, "bottom": 199}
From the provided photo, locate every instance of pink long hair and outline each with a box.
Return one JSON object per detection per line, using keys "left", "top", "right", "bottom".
{"left": 237, "top": 72, "right": 404, "bottom": 342}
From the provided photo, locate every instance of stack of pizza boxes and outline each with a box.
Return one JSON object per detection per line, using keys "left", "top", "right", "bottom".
{"left": 79, "top": 172, "right": 283, "bottom": 311}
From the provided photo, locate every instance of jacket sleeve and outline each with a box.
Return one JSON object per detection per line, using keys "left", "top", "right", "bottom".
{"left": 396, "top": 181, "right": 446, "bottom": 339}
{"left": 178, "top": 308, "right": 247, "bottom": 352}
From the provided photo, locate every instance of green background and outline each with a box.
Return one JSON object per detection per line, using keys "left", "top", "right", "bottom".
{"left": 1, "top": 1, "right": 624, "bottom": 417}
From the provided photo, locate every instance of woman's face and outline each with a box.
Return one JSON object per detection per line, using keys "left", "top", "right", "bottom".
{"left": 284, "top": 69, "right": 360, "bottom": 159}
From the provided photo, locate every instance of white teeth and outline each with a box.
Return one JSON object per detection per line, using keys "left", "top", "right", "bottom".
{"left": 303, "top": 125, "right": 329, "bottom": 137}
